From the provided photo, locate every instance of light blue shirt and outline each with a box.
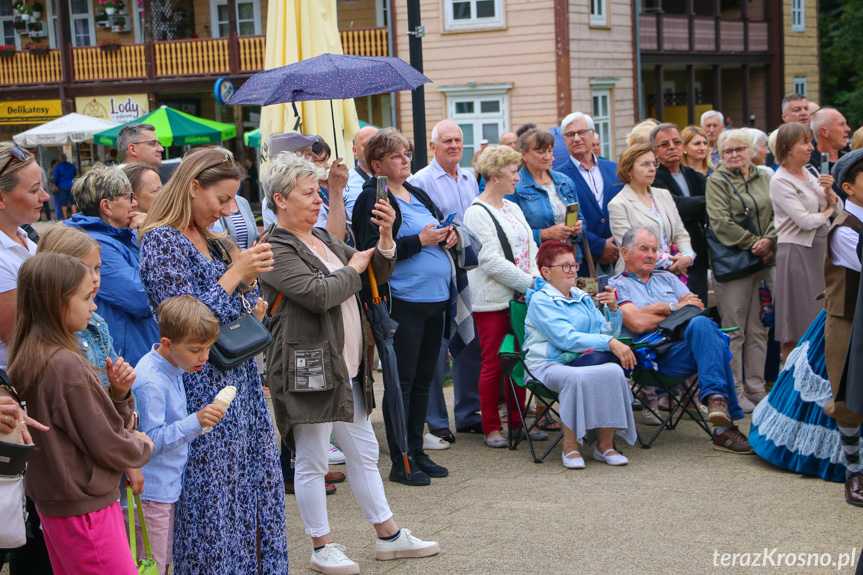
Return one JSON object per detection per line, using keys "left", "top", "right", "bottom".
{"left": 345, "top": 166, "right": 372, "bottom": 221}
{"left": 390, "top": 194, "right": 451, "bottom": 303}
{"left": 609, "top": 270, "right": 690, "bottom": 338}
{"left": 133, "top": 345, "right": 203, "bottom": 503}
{"left": 409, "top": 157, "right": 479, "bottom": 222}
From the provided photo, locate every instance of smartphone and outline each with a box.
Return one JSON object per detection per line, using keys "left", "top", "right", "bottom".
{"left": 597, "top": 274, "right": 609, "bottom": 294}
{"left": 821, "top": 153, "right": 830, "bottom": 175}
{"left": 376, "top": 176, "right": 389, "bottom": 203}
{"left": 259, "top": 223, "right": 276, "bottom": 245}
{"left": 437, "top": 212, "right": 457, "bottom": 229}
{"left": 565, "top": 202, "right": 580, "bottom": 227}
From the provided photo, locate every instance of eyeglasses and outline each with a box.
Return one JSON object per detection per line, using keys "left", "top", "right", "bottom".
{"left": 0, "top": 144, "right": 27, "bottom": 180}
{"left": 194, "top": 154, "right": 235, "bottom": 180}
{"left": 131, "top": 139, "right": 161, "bottom": 147}
{"left": 546, "top": 263, "right": 578, "bottom": 273}
{"left": 112, "top": 192, "right": 134, "bottom": 201}
{"left": 636, "top": 160, "right": 660, "bottom": 169}
{"left": 656, "top": 139, "right": 683, "bottom": 149}
{"left": 564, "top": 129, "right": 593, "bottom": 140}
{"left": 387, "top": 152, "right": 412, "bottom": 162}
{"left": 722, "top": 146, "right": 750, "bottom": 157}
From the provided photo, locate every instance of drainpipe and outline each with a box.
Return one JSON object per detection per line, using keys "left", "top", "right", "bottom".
{"left": 386, "top": 0, "right": 396, "bottom": 128}
{"left": 635, "top": 0, "right": 644, "bottom": 120}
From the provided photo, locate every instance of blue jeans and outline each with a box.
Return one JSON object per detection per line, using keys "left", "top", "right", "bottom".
{"left": 654, "top": 316, "right": 744, "bottom": 421}
{"left": 426, "top": 332, "right": 483, "bottom": 431}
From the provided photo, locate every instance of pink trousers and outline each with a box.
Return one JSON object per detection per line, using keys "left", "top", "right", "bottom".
{"left": 38, "top": 501, "right": 138, "bottom": 575}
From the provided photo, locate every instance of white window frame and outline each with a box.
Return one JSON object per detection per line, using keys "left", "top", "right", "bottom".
{"left": 0, "top": 4, "right": 18, "bottom": 50}
{"left": 590, "top": 77, "right": 619, "bottom": 160}
{"left": 438, "top": 83, "right": 513, "bottom": 173}
{"left": 210, "top": 0, "right": 262, "bottom": 37}
{"left": 69, "top": 0, "right": 95, "bottom": 47}
{"left": 793, "top": 76, "right": 808, "bottom": 98}
{"left": 134, "top": 2, "right": 145, "bottom": 43}
{"left": 590, "top": 0, "right": 608, "bottom": 27}
{"left": 791, "top": 0, "right": 805, "bottom": 32}
{"left": 443, "top": 0, "right": 504, "bottom": 32}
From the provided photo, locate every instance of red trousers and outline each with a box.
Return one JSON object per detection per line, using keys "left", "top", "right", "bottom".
{"left": 474, "top": 309, "right": 526, "bottom": 434}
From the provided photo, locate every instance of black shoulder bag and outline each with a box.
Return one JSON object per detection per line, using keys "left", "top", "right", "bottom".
{"left": 475, "top": 203, "right": 515, "bottom": 264}
{"left": 208, "top": 239, "right": 274, "bottom": 371}
{"left": 705, "top": 172, "right": 766, "bottom": 282}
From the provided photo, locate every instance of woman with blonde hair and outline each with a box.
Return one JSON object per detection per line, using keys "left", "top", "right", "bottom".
{"left": 681, "top": 125, "right": 714, "bottom": 175}
{"left": 139, "top": 146, "right": 288, "bottom": 574}
{"left": 626, "top": 119, "right": 659, "bottom": 147}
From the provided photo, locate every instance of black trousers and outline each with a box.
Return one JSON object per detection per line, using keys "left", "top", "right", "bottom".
{"left": 384, "top": 297, "right": 448, "bottom": 465}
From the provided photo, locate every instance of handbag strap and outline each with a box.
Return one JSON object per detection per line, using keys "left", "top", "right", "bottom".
{"left": 475, "top": 203, "right": 515, "bottom": 264}
{"left": 126, "top": 485, "right": 154, "bottom": 560}
{"left": 580, "top": 233, "right": 596, "bottom": 278}
{"left": 716, "top": 170, "right": 763, "bottom": 235}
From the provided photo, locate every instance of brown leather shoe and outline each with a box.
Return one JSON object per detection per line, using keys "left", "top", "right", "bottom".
{"left": 325, "top": 471, "right": 346, "bottom": 484}
{"left": 713, "top": 426, "right": 754, "bottom": 454}
{"left": 845, "top": 474, "right": 863, "bottom": 507}
{"left": 285, "top": 482, "right": 336, "bottom": 495}
{"left": 706, "top": 395, "right": 732, "bottom": 427}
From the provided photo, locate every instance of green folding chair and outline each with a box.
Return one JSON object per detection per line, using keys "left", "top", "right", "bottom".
{"left": 498, "top": 300, "right": 563, "bottom": 463}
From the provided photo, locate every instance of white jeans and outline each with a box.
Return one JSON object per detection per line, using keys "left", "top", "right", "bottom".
{"left": 293, "top": 382, "right": 393, "bottom": 538}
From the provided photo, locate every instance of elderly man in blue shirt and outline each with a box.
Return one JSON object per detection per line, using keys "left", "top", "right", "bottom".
{"left": 409, "top": 119, "right": 484, "bottom": 444}
{"left": 609, "top": 226, "right": 751, "bottom": 454}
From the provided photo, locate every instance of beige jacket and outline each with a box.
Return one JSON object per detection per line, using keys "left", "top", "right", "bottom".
{"left": 770, "top": 166, "right": 843, "bottom": 247}
{"left": 608, "top": 184, "right": 693, "bottom": 271}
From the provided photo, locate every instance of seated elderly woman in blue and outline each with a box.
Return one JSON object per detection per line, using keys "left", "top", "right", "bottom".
{"left": 524, "top": 240, "right": 637, "bottom": 470}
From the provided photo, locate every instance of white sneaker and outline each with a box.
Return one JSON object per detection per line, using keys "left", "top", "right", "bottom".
{"left": 328, "top": 443, "right": 346, "bottom": 465}
{"left": 423, "top": 432, "right": 450, "bottom": 450}
{"left": 374, "top": 528, "right": 440, "bottom": 561}
{"left": 310, "top": 543, "right": 359, "bottom": 575}
{"left": 561, "top": 450, "right": 585, "bottom": 469}
{"left": 642, "top": 409, "right": 662, "bottom": 426}
{"left": 592, "top": 447, "right": 629, "bottom": 466}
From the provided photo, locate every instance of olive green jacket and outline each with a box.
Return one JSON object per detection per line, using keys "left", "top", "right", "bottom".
{"left": 260, "top": 226, "right": 394, "bottom": 449}
{"left": 705, "top": 162, "right": 777, "bottom": 257}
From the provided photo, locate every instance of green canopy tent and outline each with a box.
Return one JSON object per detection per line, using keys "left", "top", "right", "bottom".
{"left": 93, "top": 105, "right": 237, "bottom": 147}
{"left": 244, "top": 128, "right": 261, "bottom": 148}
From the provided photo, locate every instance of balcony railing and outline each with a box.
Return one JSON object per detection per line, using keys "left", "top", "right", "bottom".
{"left": 640, "top": 14, "right": 770, "bottom": 54}
{"left": 340, "top": 27, "right": 388, "bottom": 57}
{"left": 0, "top": 27, "right": 384, "bottom": 86}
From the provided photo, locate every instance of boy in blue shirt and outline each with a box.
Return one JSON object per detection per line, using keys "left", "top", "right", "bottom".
{"left": 133, "top": 295, "right": 226, "bottom": 574}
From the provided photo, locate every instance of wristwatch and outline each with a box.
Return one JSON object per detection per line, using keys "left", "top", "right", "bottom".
{"left": 669, "top": 302, "right": 678, "bottom": 312}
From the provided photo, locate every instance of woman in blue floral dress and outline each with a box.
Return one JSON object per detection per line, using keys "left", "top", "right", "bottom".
{"left": 138, "top": 147, "right": 288, "bottom": 574}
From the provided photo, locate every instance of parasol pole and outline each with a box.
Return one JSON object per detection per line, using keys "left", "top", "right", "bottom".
{"left": 329, "top": 100, "right": 339, "bottom": 159}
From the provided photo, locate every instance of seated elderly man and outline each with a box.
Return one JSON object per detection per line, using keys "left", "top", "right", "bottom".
{"left": 609, "top": 227, "right": 751, "bottom": 454}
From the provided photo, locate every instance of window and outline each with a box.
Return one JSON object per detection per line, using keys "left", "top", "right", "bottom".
{"left": 590, "top": 0, "right": 607, "bottom": 27}
{"left": 439, "top": 83, "right": 512, "bottom": 172}
{"left": 791, "top": 0, "right": 805, "bottom": 32}
{"left": 69, "top": 0, "right": 95, "bottom": 46}
{"left": 793, "top": 76, "right": 808, "bottom": 98}
{"left": 592, "top": 89, "right": 612, "bottom": 160}
{"left": 444, "top": 0, "right": 503, "bottom": 32}
{"left": 0, "top": 2, "right": 17, "bottom": 49}
{"left": 210, "top": 0, "right": 261, "bottom": 36}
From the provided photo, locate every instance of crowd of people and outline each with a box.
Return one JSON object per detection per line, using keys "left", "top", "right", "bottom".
{"left": 0, "top": 90, "right": 862, "bottom": 575}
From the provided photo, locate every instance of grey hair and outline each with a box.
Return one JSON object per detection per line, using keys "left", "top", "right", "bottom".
{"left": 621, "top": 227, "right": 658, "bottom": 251}
{"left": 810, "top": 107, "right": 839, "bottom": 141}
{"left": 117, "top": 123, "right": 157, "bottom": 161}
{"left": 260, "top": 152, "right": 326, "bottom": 213}
{"left": 71, "top": 163, "right": 132, "bottom": 218}
{"left": 430, "top": 119, "right": 462, "bottom": 144}
{"left": 746, "top": 128, "right": 768, "bottom": 147}
{"left": 561, "top": 112, "right": 595, "bottom": 133}
{"left": 700, "top": 110, "right": 724, "bottom": 125}
{"left": 649, "top": 123, "right": 681, "bottom": 148}
{"left": 781, "top": 93, "right": 807, "bottom": 115}
{"left": 717, "top": 129, "right": 756, "bottom": 154}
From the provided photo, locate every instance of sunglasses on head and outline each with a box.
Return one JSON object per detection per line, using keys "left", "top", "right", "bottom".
{"left": 194, "top": 153, "right": 235, "bottom": 180}
{"left": 0, "top": 144, "right": 27, "bottom": 180}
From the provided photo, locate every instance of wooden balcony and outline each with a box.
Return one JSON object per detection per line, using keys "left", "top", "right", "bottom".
{"left": 640, "top": 14, "right": 770, "bottom": 54}
{"left": 339, "top": 27, "right": 388, "bottom": 57}
{"left": 0, "top": 27, "right": 383, "bottom": 87}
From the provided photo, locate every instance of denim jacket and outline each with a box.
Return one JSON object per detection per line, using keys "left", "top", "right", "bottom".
{"left": 505, "top": 167, "right": 584, "bottom": 261}
{"left": 77, "top": 311, "right": 118, "bottom": 388}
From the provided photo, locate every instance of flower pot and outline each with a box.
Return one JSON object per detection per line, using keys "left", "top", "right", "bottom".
{"left": 100, "top": 44, "right": 121, "bottom": 51}
{"left": 111, "top": 25, "right": 123, "bottom": 32}
{"left": 29, "top": 48, "right": 48, "bottom": 56}
{"left": 0, "top": 51, "right": 15, "bottom": 59}
{"left": 32, "top": 11, "right": 41, "bottom": 18}
{"left": 97, "top": 20, "right": 108, "bottom": 27}
{"left": 105, "top": 7, "right": 115, "bottom": 15}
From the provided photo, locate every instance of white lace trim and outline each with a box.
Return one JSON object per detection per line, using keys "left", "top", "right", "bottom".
{"left": 785, "top": 341, "right": 833, "bottom": 407}
{"left": 751, "top": 399, "right": 848, "bottom": 465}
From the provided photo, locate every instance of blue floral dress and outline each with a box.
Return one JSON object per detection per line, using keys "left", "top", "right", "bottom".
{"left": 139, "top": 226, "right": 288, "bottom": 575}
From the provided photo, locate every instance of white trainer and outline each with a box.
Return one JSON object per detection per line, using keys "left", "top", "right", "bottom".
{"left": 592, "top": 447, "right": 629, "bottom": 466}
{"left": 310, "top": 543, "right": 359, "bottom": 575}
{"left": 423, "top": 432, "right": 450, "bottom": 450}
{"left": 328, "top": 443, "right": 346, "bottom": 465}
{"left": 374, "top": 528, "right": 440, "bottom": 561}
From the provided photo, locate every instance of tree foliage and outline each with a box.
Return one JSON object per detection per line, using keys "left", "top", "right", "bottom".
{"left": 820, "top": 0, "right": 863, "bottom": 127}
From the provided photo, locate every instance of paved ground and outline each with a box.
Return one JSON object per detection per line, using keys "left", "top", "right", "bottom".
{"left": 279, "top": 376, "right": 861, "bottom": 575}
